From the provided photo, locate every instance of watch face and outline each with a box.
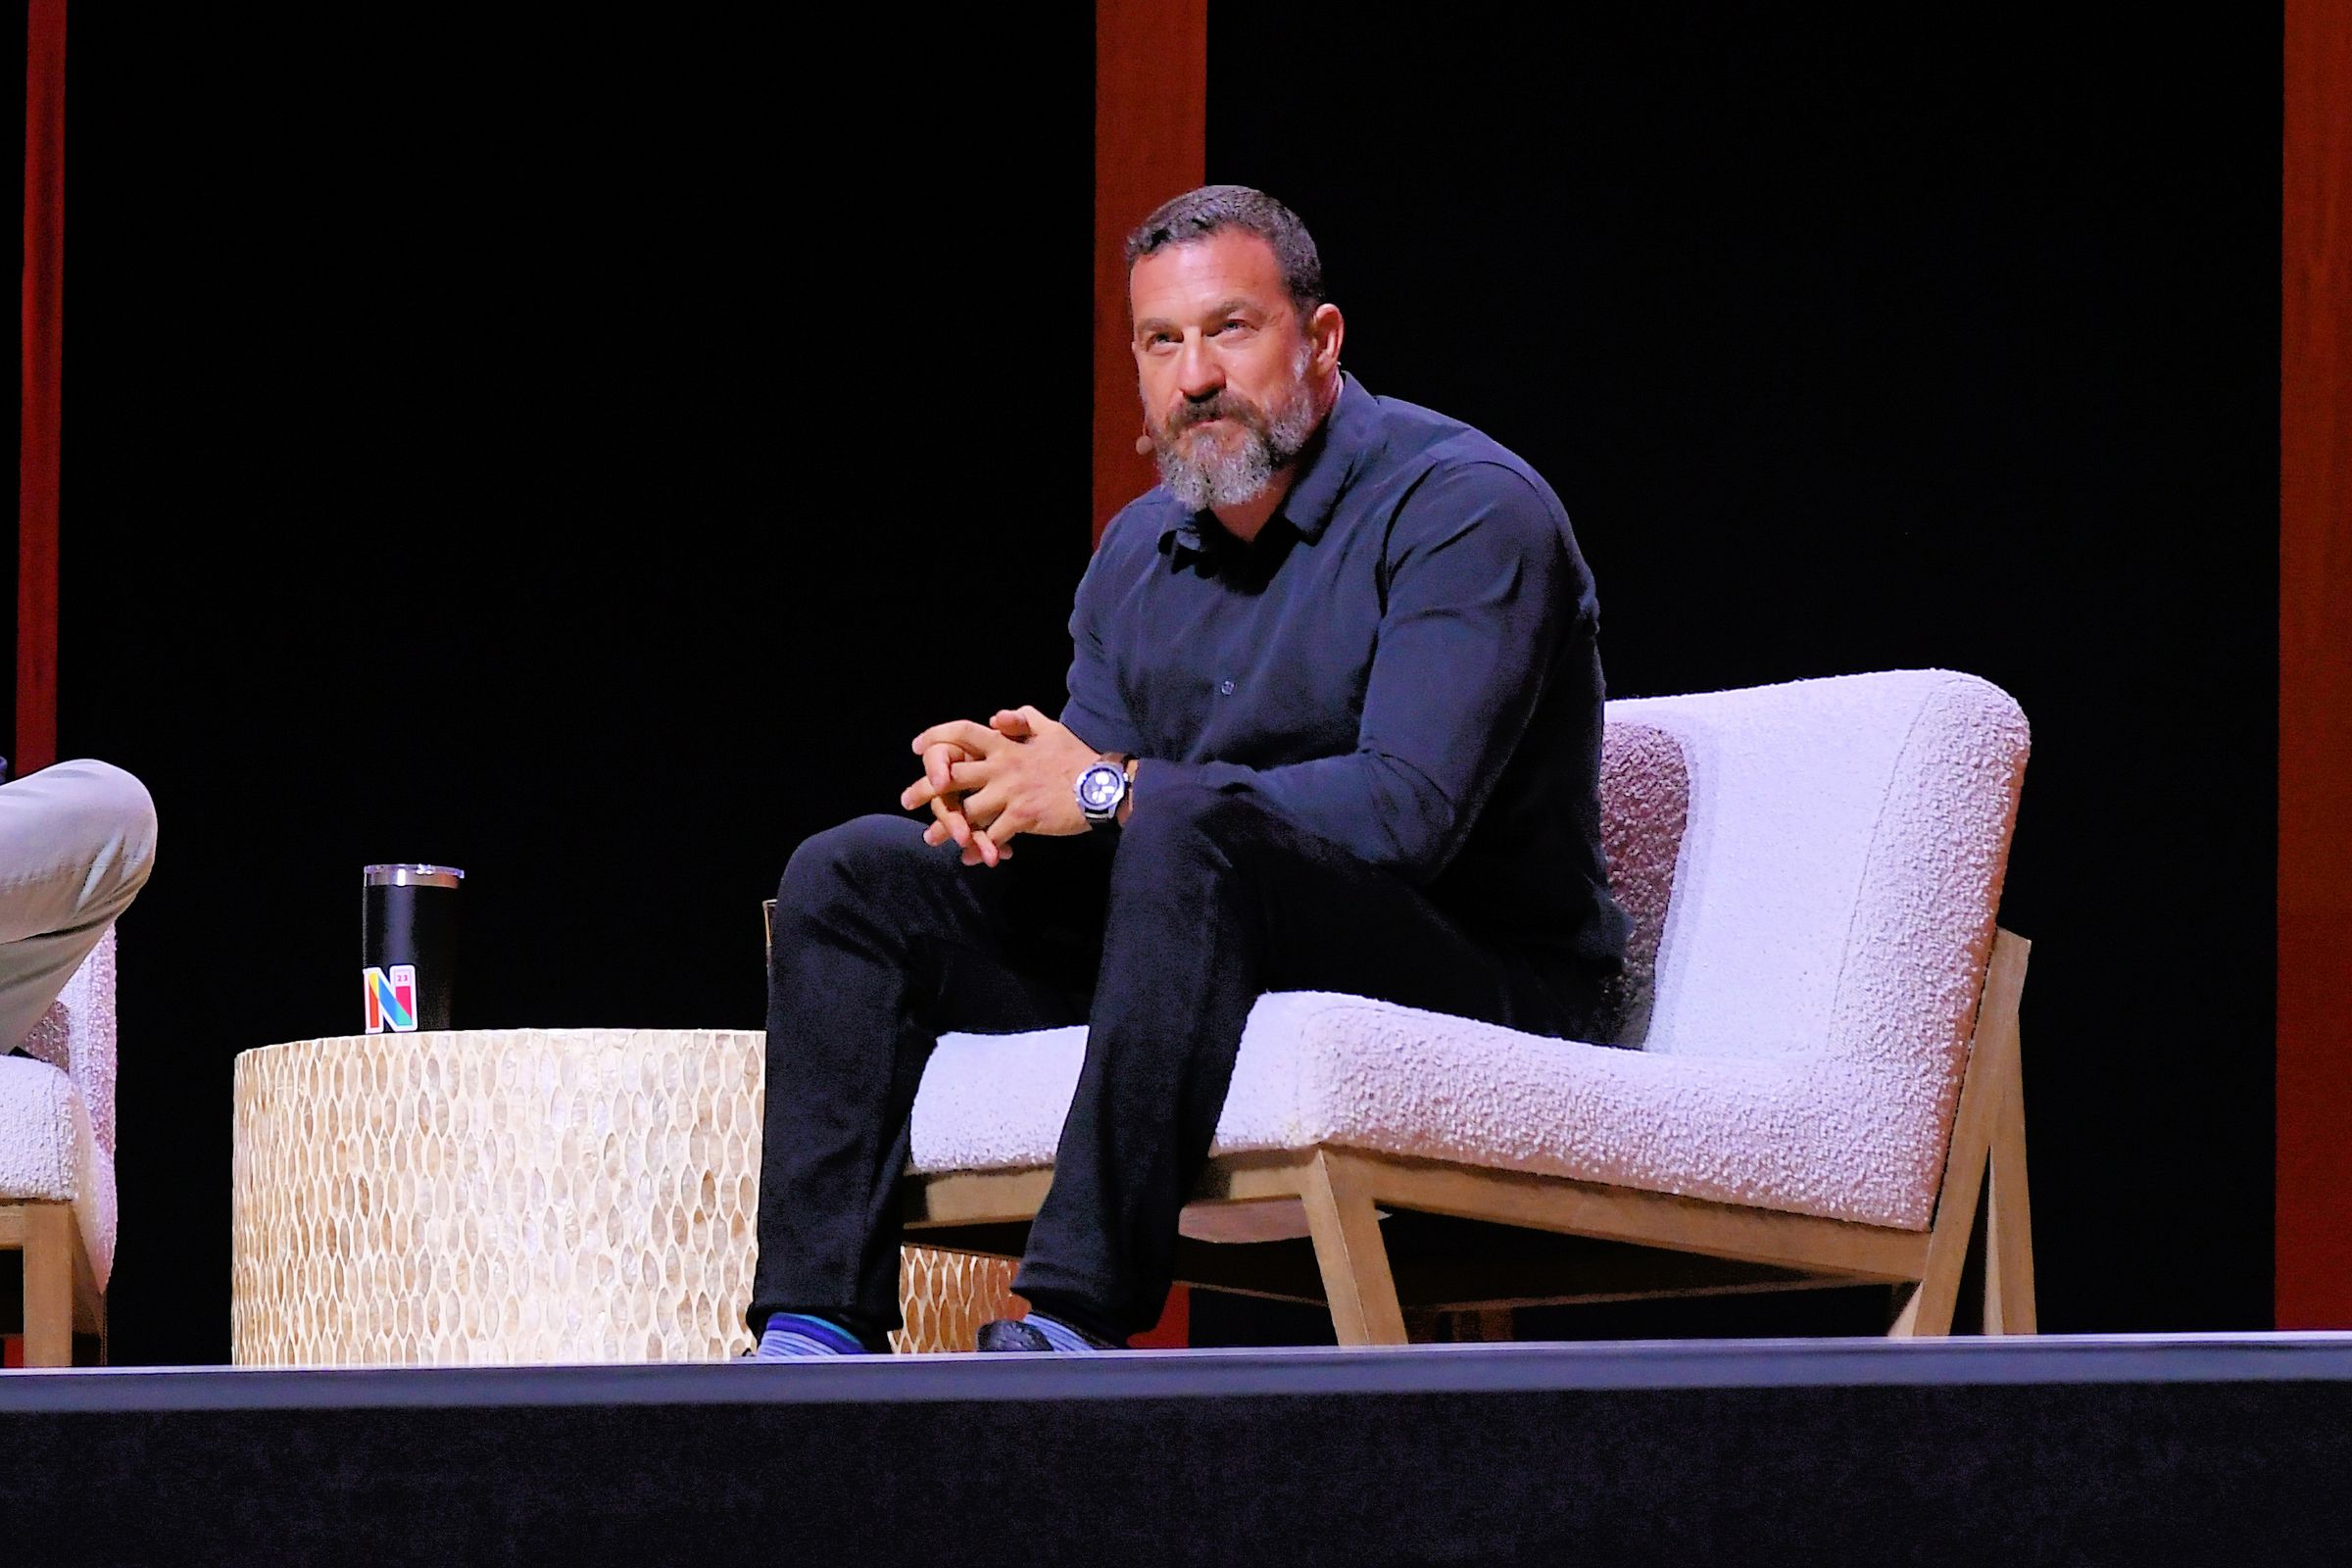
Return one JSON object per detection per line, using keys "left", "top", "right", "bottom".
{"left": 1078, "top": 763, "right": 1124, "bottom": 812}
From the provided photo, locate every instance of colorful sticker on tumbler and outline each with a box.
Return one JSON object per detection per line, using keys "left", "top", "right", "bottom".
{"left": 364, "top": 964, "right": 418, "bottom": 1034}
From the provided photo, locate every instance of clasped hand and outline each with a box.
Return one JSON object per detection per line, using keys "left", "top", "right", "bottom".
{"left": 900, "top": 706, "right": 1101, "bottom": 867}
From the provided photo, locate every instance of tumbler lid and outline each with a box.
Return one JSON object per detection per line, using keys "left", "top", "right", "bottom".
{"left": 363, "top": 863, "right": 466, "bottom": 888}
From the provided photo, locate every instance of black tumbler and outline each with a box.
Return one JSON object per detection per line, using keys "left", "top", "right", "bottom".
{"left": 362, "top": 863, "right": 464, "bottom": 1033}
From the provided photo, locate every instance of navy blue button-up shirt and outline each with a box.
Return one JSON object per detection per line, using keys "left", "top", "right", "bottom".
{"left": 1061, "top": 374, "right": 1632, "bottom": 971}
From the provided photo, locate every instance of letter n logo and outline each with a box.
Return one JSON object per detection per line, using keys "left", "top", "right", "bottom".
{"left": 364, "top": 964, "right": 418, "bottom": 1034}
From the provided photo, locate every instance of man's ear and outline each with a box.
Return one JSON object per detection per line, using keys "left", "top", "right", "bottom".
{"left": 1309, "top": 302, "right": 1346, "bottom": 376}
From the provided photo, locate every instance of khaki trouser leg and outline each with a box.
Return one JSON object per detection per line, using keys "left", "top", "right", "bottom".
{"left": 0, "top": 760, "right": 157, "bottom": 1052}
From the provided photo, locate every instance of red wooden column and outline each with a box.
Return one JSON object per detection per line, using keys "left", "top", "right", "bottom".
{"left": 1092, "top": 0, "right": 1205, "bottom": 545}
{"left": 17, "top": 0, "right": 67, "bottom": 776}
{"left": 1089, "top": 0, "right": 1205, "bottom": 1348}
{"left": 2278, "top": 0, "right": 2352, "bottom": 1329}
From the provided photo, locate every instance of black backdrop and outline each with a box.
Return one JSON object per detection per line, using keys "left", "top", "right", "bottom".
{"left": 1202, "top": 12, "right": 2277, "bottom": 1340}
{"left": 54, "top": 12, "right": 1089, "bottom": 1366}
{"left": 39, "top": 11, "right": 2273, "bottom": 1365}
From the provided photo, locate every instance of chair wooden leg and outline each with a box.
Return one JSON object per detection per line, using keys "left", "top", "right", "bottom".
{"left": 1889, "top": 929, "right": 2030, "bottom": 1340}
{"left": 1887, "top": 1262, "right": 1959, "bottom": 1338}
{"left": 1983, "top": 1068, "right": 2036, "bottom": 1334}
{"left": 1887, "top": 1129, "right": 1987, "bottom": 1340}
{"left": 1299, "top": 1149, "right": 1408, "bottom": 1347}
{"left": 23, "top": 1202, "right": 75, "bottom": 1368}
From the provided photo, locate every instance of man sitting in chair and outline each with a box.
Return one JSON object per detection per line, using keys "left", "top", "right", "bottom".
{"left": 752, "top": 185, "right": 1630, "bottom": 1356}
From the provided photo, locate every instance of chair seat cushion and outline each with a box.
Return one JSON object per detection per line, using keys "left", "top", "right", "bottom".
{"left": 0, "top": 1054, "right": 119, "bottom": 1287}
{"left": 910, "top": 992, "right": 1953, "bottom": 1232}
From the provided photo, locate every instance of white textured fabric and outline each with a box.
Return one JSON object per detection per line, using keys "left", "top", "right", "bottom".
{"left": 907, "top": 668, "right": 2029, "bottom": 1233}
{"left": 3, "top": 933, "right": 122, "bottom": 1287}
{"left": 19, "top": 927, "right": 120, "bottom": 1154}
{"left": 0, "top": 1056, "right": 117, "bottom": 1287}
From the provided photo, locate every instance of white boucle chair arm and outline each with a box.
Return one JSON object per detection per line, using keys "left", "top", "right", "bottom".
{"left": 14, "top": 926, "right": 120, "bottom": 1157}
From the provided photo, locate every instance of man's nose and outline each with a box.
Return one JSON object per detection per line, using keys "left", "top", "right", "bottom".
{"left": 1174, "top": 334, "right": 1223, "bottom": 399}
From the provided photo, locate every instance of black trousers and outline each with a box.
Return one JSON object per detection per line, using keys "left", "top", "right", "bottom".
{"left": 750, "top": 777, "right": 1617, "bottom": 1348}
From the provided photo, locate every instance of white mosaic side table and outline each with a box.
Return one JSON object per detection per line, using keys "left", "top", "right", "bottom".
{"left": 230, "top": 1028, "right": 1016, "bottom": 1364}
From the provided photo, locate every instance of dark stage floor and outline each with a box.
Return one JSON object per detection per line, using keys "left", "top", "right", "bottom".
{"left": 6, "top": 1334, "right": 2349, "bottom": 1565}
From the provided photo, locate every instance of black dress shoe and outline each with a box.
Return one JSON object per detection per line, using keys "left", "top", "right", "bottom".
{"left": 975, "top": 1319, "right": 1057, "bottom": 1352}
{"left": 975, "top": 1316, "right": 1123, "bottom": 1352}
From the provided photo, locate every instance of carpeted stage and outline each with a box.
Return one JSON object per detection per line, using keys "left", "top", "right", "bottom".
{"left": 5, "top": 1334, "right": 2348, "bottom": 1564}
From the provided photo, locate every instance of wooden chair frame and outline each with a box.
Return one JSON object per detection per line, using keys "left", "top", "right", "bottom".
{"left": 1, "top": 1200, "right": 105, "bottom": 1367}
{"left": 902, "top": 928, "right": 2033, "bottom": 1344}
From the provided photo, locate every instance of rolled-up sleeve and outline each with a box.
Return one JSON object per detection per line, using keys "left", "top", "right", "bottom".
{"left": 1141, "top": 462, "right": 1586, "bottom": 884}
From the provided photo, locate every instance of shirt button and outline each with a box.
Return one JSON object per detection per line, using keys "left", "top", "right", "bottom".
{"left": 1219, "top": 679, "right": 1236, "bottom": 695}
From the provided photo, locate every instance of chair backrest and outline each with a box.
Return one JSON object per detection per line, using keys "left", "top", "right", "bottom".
{"left": 15, "top": 927, "right": 119, "bottom": 1155}
{"left": 1599, "top": 670, "right": 2029, "bottom": 1080}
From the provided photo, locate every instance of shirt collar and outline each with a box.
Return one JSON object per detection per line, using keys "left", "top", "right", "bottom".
{"left": 1157, "top": 371, "right": 1377, "bottom": 555}
{"left": 1275, "top": 371, "right": 1375, "bottom": 542}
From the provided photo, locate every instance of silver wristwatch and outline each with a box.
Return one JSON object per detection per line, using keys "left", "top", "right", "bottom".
{"left": 1075, "top": 756, "right": 1135, "bottom": 830}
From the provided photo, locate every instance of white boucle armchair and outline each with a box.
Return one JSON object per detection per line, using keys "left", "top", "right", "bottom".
{"left": 1, "top": 930, "right": 119, "bottom": 1366}
{"left": 898, "top": 669, "right": 2035, "bottom": 1344}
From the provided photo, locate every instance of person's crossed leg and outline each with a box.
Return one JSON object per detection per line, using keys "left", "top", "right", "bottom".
{"left": 0, "top": 760, "right": 158, "bottom": 1054}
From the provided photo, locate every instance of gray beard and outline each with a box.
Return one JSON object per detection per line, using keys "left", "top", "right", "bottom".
{"left": 1152, "top": 364, "right": 1322, "bottom": 513}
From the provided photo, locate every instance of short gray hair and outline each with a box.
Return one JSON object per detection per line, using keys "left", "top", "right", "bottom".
{"left": 1124, "top": 184, "right": 1324, "bottom": 318}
